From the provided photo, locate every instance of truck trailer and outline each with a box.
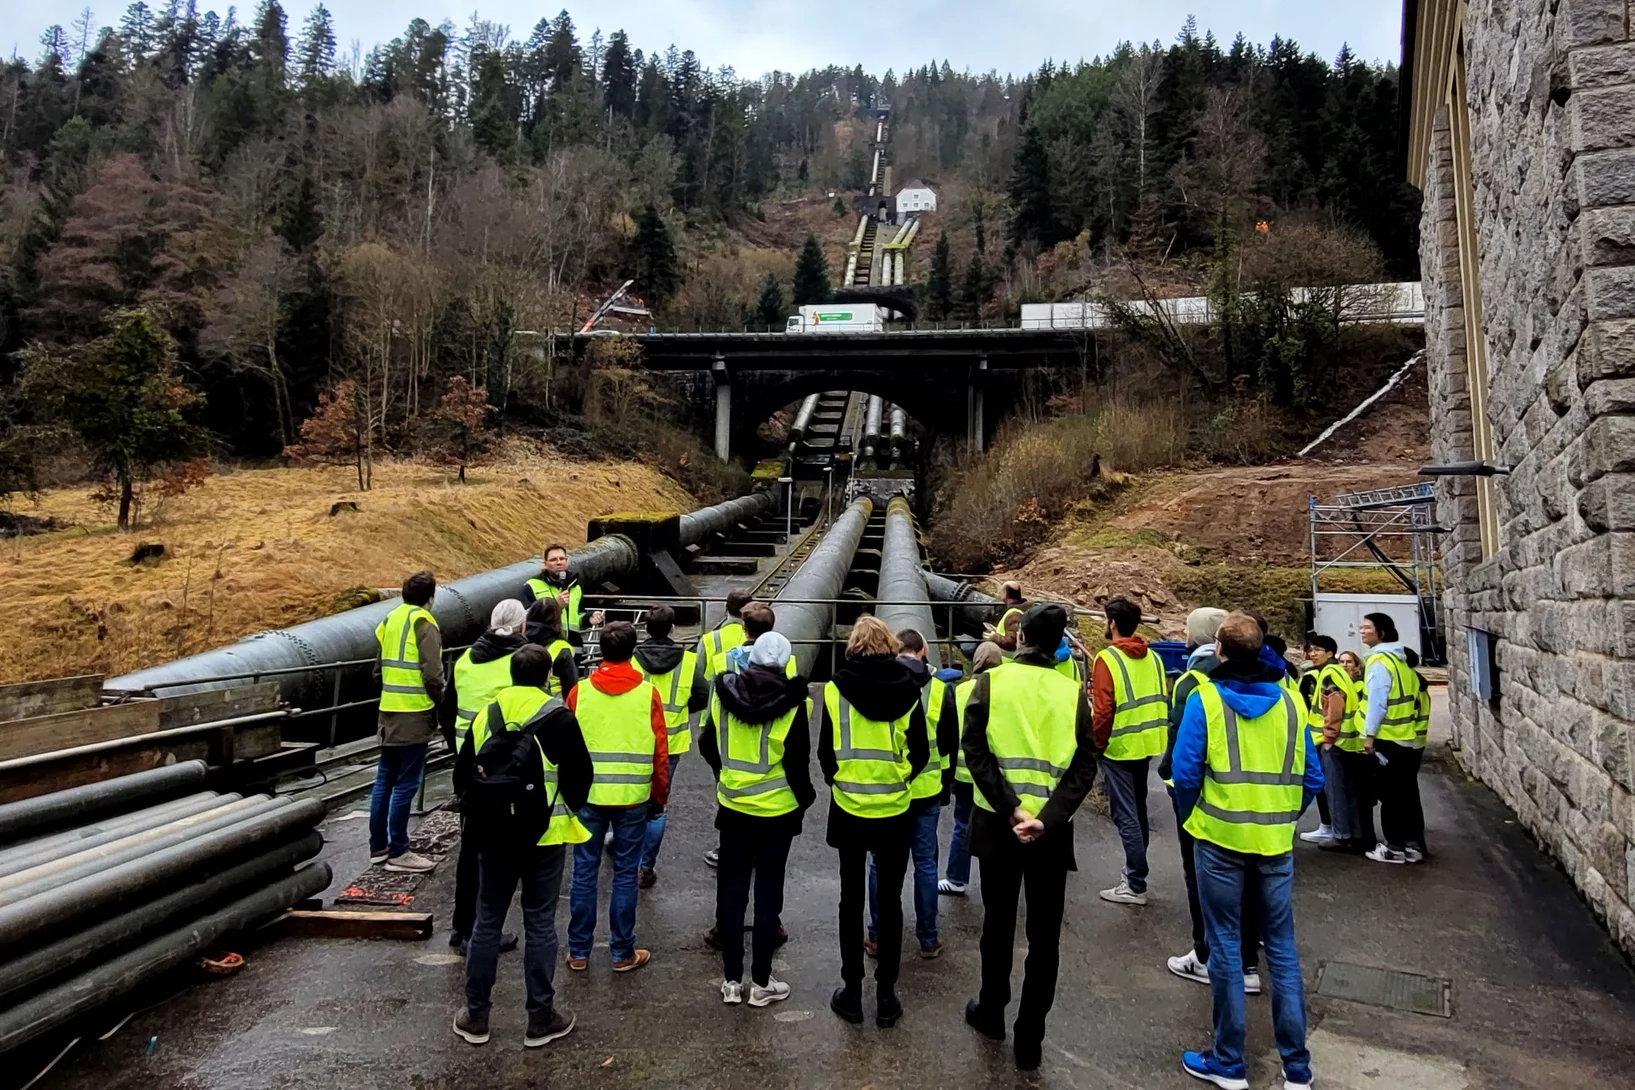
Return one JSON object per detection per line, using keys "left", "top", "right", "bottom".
{"left": 785, "top": 304, "right": 888, "bottom": 334}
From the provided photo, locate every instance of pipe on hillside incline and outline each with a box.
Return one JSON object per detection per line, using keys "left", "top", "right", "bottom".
{"left": 875, "top": 497, "right": 941, "bottom": 671}
{"left": 774, "top": 497, "right": 874, "bottom": 677}
{"left": 0, "top": 761, "right": 208, "bottom": 846}
{"left": 925, "top": 572, "right": 1002, "bottom": 636}
{"left": 678, "top": 492, "right": 775, "bottom": 547}
{"left": 788, "top": 394, "right": 821, "bottom": 448}
{"left": 863, "top": 397, "right": 885, "bottom": 455}
{"left": 0, "top": 861, "right": 332, "bottom": 1055}
{"left": 107, "top": 492, "right": 771, "bottom": 709}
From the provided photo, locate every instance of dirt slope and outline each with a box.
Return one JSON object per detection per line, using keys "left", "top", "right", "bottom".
{"left": 0, "top": 453, "right": 693, "bottom": 684}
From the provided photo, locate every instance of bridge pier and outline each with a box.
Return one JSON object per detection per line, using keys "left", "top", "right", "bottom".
{"left": 712, "top": 354, "right": 731, "bottom": 460}
{"left": 968, "top": 354, "right": 987, "bottom": 453}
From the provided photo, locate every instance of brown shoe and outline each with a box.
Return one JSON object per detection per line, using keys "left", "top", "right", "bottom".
{"left": 612, "top": 949, "right": 652, "bottom": 973}
{"left": 566, "top": 956, "right": 589, "bottom": 972}
{"left": 919, "top": 940, "right": 944, "bottom": 960}
{"left": 639, "top": 867, "right": 657, "bottom": 889}
{"left": 863, "top": 937, "right": 879, "bottom": 959}
{"left": 703, "top": 926, "right": 721, "bottom": 951}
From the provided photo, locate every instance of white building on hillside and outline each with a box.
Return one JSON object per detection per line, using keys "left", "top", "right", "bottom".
{"left": 895, "top": 180, "right": 936, "bottom": 214}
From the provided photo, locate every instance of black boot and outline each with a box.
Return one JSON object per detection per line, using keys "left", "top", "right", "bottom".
{"left": 830, "top": 985, "right": 863, "bottom": 1024}
{"left": 964, "top": 997, "right": 1006, "bottom": 1041}
{"left": 1013, "top": 1038, "right": 1043, "bottom": 1071}
{"left": 876, "top": 990, "right": 903, "bottom": 1028}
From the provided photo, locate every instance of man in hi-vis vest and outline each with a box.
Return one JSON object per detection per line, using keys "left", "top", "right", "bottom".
{"left": 371, "top": 570, "right": 445, "bottom": 873}
{"left": 1092, "top": 596, "right": 1170, "bottom": 907}
{"left": 960, "top": 604, "right": 1099, "bottom": 1072}
{"left": 1172, "top": 612, "right": 1324, "bottom": 1090}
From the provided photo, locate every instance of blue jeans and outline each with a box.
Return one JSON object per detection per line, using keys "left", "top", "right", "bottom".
{"left": 368, "top": 742, "right": 427, "bottom": 858}
{"left": 945, "top": 790, "right": 973, "bottom": 885}
{"left": 1195, "top": 840, "right": 1310, "bottom": 1075}
{"left": 869, "top": 805, "right": 941, "bottom": 946}
{"left": 465, "top": 843, "right": 566, "bottom": 1018}
{"left": 1101, "top": 756, "right": 1151, "bottom": 892}
{"left": 640, "top": 755, "right": 683, "bottom": 870}
{"left": 569, "top": 805, "right": 647, "bottom": 961}
{"left": 1319, "top": 746, "right": 1358, "bottom": 841}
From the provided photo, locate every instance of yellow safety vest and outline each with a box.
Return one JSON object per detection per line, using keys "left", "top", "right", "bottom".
{"left": 823, "top": 685, "right": 912, "bottom": 819}
{"left": 1183, "top": 681, "right": 1307, "bottom": 856}
{"left": 470, "top": 685, "right": 590, "bottom": 846}
{"left": 575, "top": 681, "right": 658, "bottom": 807}
{"left": 997, "top": 607, "right": 1024, "bottom": 638}
{"left": 1096, "top": 645, "right": 1170, "bottom": 761}
{"left": 716, "top": 705, "right": 800, "bottom": 817}
{"left": 1305, "top": 663, "right": 1353, "bottom": 747}
{"left": 635, "top": 648, "right": 699, "bottom": 755}
{"left": 952, "top": 677, "right": 977, "bottom": 785}
{"left": 972, "top": 661, "right": 1080, "bottom": 817}
{"left": 1362, "top": 651, "right": 1423, "bottom": 745}
{"left": 377, "top": 603, "right": 437, "bottom": 713}
{"left": 700, "top": 622, "right": 747, "bottom": 681}
{"left": 909, "top": 678, "right": 955, "bottom": 800}
{"left": 452, "top": 649, "right": 516, "bottom": 745}
{"left": 527, "top": 576, "right": 583, "bottom": 631}
{"left": 1162, "top": 667, "right": 1213, "bottom": 788}
{"left": 528, "top": 639, "right": 574, "bottom": 698}
{"left": 1411, "top": 672, "right": 1431, "bottom": 748}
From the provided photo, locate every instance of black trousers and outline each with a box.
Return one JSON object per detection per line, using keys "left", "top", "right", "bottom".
{"left": 717, "top": 830, "right": 793, "bottom": 987}
{"left": 976, "top": 847, "right": 1068, "bottom": 1049}
{"left": 1376, "top": 741, "right": 1425, "bottom": 850}
{"left": 839, "top": 844, "right": 908, "bottom": 990}
{"left": 453, "top": 815, "right": 479, "bottom": 938}
{"left": 1171, "top": 789, "right": 1260, "bottom": 968}
{"left": 1339, "top": 749, "right": 1379, "bottom": 847}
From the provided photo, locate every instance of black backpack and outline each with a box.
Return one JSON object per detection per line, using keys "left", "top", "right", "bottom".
{"left": 463, "top": 701, "right": 560, "bottom": 848}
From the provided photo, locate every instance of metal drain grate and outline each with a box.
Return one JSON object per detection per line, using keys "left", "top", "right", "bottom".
{"left": 1315, "top": 961, "right": 1452, "bottom": 1017}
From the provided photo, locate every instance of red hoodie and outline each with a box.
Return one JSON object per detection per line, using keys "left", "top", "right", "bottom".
{"left": 1090, "top": 635, "right": 1151, "bottom": 752}
{"left": 565, "top": 660, "right": 671, "bottom": 808}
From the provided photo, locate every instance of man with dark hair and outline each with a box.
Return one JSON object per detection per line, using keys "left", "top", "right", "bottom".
{"left": 1298, "top": 635, "right": 1342, "bottom": 846}
{"left": 523, "top": 599, "right": 580, "bottom": 697}
{"left": 1360, "top": 614, "right": 1426, "bottom": 865}
{"left": 370, "top": 570, "right": 444, "bottom": 873}
{"left": 1092, "top": 597, "right": 1168, "bottom": 907}
{"left": 1174, "top": 611, "right": 1323, "bottom": 1090}
{"left": 523, "top": 544, "right": 604, "bottom": 644}
{"left": 634, "top": 606, "right": 709, "bottom": 887}
{"left": 962, "top": 604, "right": 1099, "bottom": 1070}
{"left": 565, "top": 621, "right": 669, "bottom": 972}
{"left": 987, "top": 582, "right": 1031, "bottom": 653}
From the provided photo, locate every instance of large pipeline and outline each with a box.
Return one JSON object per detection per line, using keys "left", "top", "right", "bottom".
{"left": 107, "top": 492, "right": 772, "bottom": 712}
{"left": 925, "top": 572, "right": 1002, "bottom": 636}
{"left": 774, "top": 497, "right": 874, "bottom": 677}
{"left": 863, "top": 396, "right": 885, "bottom": 456}
{"left": 0, "top": 761, "right": 208, "bottom": 845}
{"left": 788, "top": 394, "right": 821, "bottom": 449}
{"left": 678, "top": 492, "right": 774, "bottom": 547}
{"left": 0, "top": 861, "right": 332, "bottom": 1055}
{"left": 875, "top": 497, "right": 941, "bottom": 670}
{"left": 0, "top": 792, "right": 229, "bottom": 878}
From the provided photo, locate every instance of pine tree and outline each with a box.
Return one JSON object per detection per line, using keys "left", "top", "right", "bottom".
{"left": 1007, "top": 122, "right": 1057, "bottom": 248}
{"left": 791, "top": 233, "right": 831, "bottom": 306}
{"left": 632, "top": 204, "right": 680, "bottom": 306}
{"left": 754, "top": 272, "right": 786, "bottom": 328}
{"left": 926, "top": 231, "right": 953, "bottom": 320}
{"left": 960, "top": 250, "right": 989, "bottom": 322}
{"left": 601, "top": 29, "right": 636, "bottom": 119}
{"left": 296, "top": 3, "right": 335, "bottom": 85}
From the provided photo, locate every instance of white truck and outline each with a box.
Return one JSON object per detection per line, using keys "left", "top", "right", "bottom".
{"left": 784, "top": 304, "right": 888, "bottom": 334}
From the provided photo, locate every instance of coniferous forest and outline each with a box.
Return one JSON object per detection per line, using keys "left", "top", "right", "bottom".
{"left": 0, "top": 4, "right": 1419, "bottom": 477}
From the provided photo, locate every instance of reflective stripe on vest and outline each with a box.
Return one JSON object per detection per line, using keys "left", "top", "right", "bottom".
{"left": 527, "top": 577, "right": 583, "bottom": 630}
{"left": 1306, "top": 663, "right": 1353, "bottom": 746}
{"left": 471, "top": 685, "right": 590, "bottom": 846}
{"left": 1097, "top": 645, "right": 1169, "bottom": 761}
{"left": 453, "top": 649, "right": 515, "bottom": 744}
{"left": 1363, "top": 651, "right": 1422, "bottom": 744}
{"left": 1182, "top": 683, "right": 1306, "bottom": 856}
{"left": 701, "top": 623, "right": 747, "bottom": 681}
{"left": 636, "top": 648, "right": 698, "bottom": 755}
{"left": 824, "top": 687, "right": 911, "bottom": 818}
{"left": 716, "top": 705, "right": 799, "bottom": 817}
{"left": 910, "top": 678, "right": 953, "bottom": 800}
{"left": 972, "top": 662, "right": 1080, "bottom": 817}
{"left": 1412, "top": 678, "right": 1431, "bottom": 748}
{"left": 377, "top": 603, "right": 437, "bottom": 712}
{"left": 576, "top": 682, "right": 658, "bottom": 806}
{"left": 952, "top": 678, "right": 977, "bottom": 785}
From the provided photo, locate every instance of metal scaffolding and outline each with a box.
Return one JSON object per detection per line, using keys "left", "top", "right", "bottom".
{"left": 1310, "top": 482, "right": 1446, "bottom": 664}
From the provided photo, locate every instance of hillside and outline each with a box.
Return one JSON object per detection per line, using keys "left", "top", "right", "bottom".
{"left": 0, "top": 453, "right": 692, "bottom": 684}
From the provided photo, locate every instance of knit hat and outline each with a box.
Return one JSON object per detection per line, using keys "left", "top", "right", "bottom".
{"left": 1185, "top": 607, "right": 1228, "bottom": 647}
{"left": 490, "top": 599, "right": 527, "bottom": 637}
{"left": 971, "top": 641, "right": 1005, "bottom": 672}
{"left": 749, "top": 631, "right": 793, "bottom": 671}
{"left": 1019, "top": 603, "right": 1068, "bottom": 652}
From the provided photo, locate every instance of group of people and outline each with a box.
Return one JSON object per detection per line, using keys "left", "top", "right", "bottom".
{"left": 366, "top": 551, "right": 1431, "bottom": 1090}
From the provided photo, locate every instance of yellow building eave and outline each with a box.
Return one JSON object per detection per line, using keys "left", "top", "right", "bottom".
{"left": 1404, "top": 0, "right": 1465, "bottom": 188}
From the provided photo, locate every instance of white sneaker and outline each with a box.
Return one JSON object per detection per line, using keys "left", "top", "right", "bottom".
{"left": 1167, "top": 950, "right": 1210, "bottom": 985}
{"left": 1283, "top": 1071, "right": 1313, "bottom": 1090}
{"left": 1299, "top": 824, "right": 1334, "bottom": 843}
{"left": 1099, "top": 878, "right": 1148, "bottom": 906}
{"left": 721, "top": 980, "right": 743, "bottom": 1005}
{"left": 1365, "top": 843, "right": 1407, "bottom": 865}
{"left": 704, "top": 848, "right": 720, "bottom": 868}
{"left": 1243, "top": 968, "right": 1262, "bottom": 995}
{"left": 748, "top": 976, "right": 791, "bottom": 1007}
{"left": 1404, "top": 847, "right": 1425, "bottom": 864}
{"left": 937, "top": 878, "right": 967, "bottom": 895}
{"left": 384, "top": 851, "right": 435, "bottom": 873}
{"left": 370, "top": 851, "right": 389, "bottom": 865}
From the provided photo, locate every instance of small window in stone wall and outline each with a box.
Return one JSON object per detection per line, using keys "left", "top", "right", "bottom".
{"left": 1468, "top": 627, "right": 1500, "bottom": 705}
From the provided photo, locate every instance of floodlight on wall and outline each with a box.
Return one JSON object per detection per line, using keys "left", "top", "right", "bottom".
{"left": 1417, "top": 462, "right": 1512, "bottom": 477}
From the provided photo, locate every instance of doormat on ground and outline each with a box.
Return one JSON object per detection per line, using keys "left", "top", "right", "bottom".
{"left": 1315, "top": 961, "right": 1452, "bottom": 1017}
{"left": 335, "top": 808, "right": 461, "bottom": 907}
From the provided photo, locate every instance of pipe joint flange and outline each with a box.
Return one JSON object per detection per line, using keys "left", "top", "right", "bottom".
{"left": 439, "top": 586, "right": 479, "bottom": 631}
{"left": 251, "top": 629, "right": 323, "bottom": 667}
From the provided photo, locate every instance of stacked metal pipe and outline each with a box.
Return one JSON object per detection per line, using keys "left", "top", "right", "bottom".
{"left": 0, "top": 761, "right": 330, "bottom": 1055}
{"left": 774, "top": 496, "right": 875, "bottom": 677}
{"left": 875, "top": 496, "right": 942, "bottom": 670}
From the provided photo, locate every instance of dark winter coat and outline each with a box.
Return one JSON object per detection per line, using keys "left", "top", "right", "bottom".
{"left": 817, "top": 654, "right": 930, "bottom": 851}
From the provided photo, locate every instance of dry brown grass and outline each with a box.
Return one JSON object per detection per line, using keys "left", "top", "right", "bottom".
{"left": 0, "top": 451, "right": 693, "bottom": 683}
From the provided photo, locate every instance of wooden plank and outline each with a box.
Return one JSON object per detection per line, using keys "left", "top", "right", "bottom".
{"left": 0, "top": 701, "right": 161, "bottom": 762}
{"left": 0, "top": 675, "right": 104, "bottom": 723}
{"left": 0, "top": 744, "right": 210, "bottom": 806}
{"left": 157, "top": 682, "right": 282, "bottom": 729}
{"left": 278, "top": 910, "right": 434, "bottom": 941}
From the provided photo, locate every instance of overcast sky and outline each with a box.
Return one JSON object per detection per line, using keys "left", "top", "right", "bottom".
{"left": 7, "top": 1, "right": 1406, "bottom": 76}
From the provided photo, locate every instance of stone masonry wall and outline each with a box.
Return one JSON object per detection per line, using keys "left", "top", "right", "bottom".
{"left": 1421, "top": 0, "right": 1635, "bottom": 958}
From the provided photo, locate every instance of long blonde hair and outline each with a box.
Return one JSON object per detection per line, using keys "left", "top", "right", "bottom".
{"left": 846, "top": 614, "right": 902, "bottom": 658}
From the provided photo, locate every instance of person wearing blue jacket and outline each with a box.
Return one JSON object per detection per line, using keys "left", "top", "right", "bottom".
{"left": 1172, "top": 612, "right": 1323, "bottom": 1090}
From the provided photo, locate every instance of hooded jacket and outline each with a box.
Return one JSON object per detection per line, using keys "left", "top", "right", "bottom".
{"left": 1362, "top": 641, "right": 1409, "bottom": 737}
{"left": 1091, "top": 634, "right": 1152, "bottom": 750}
{"left": 1171, "top": 655, "right": 1324, "bottom": 830}
{"left": 565, "top": 659, "right": 670, "bottom": 809}
{"left": 634, "top": 636, "right": 710, "bottom": 716}
{"left": 523, "top": 624, "right": 580, "bottom": 695}
{"left": 1158, "top": 643, "right": 1220, "bottom": 782}
{"left": 818, "top": 653, "right": 931, "bottom": 848}
{"left": 899, "top": 654, "right": 959, "bottom": 812}
{"left": 700, "top": 664, "right": 816, "bottom": 837}
{"left": 439, "top": 629, "right": 526, "bottom": 748}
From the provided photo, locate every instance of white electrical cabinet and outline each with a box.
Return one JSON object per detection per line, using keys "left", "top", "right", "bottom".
{"left": 1312, "top": 593, "right": 1423, "bottom": 658}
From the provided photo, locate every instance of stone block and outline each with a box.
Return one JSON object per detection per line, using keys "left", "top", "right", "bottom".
{"left": 1581, "top": 205, "right": 1635, "bottom": 266}
{"left": 1579, "top": 472, "right": 1635, "bottom": 530}
{"left": 1578, "top": 319, "right": 1635, "bottom": 385}
{"left": 1585, "top": 267, "right": 1635, "bottom": 320}
{"left": 1584, "top": 378, "right": 1635, "bottom": 416}
{"left": 1569, "top": 42, "right": 1635, "bottom": 86}
{"left": 1571, "top": 87, "right": 1635, "bottom": 153}
{"left": 1564, "top": 0, "right": 1632, "bottom": 47}
{"left": 1583, "top": 414, "right": 1635, "bottom": 479}
{"left": 1575, "top": 149, "right": 1635, "bottom": 209}
{"left": 1601, "top": 711, "right": 1635, "bottom": 789}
